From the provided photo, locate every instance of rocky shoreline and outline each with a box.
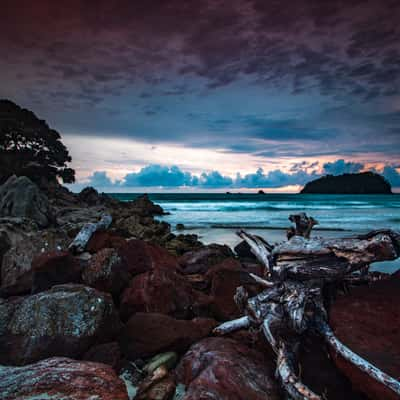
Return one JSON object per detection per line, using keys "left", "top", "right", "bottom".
{"left": 0, "top": 175, "right": 399, "bottom": 400}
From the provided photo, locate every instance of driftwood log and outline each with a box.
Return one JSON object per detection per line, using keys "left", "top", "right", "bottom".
{"left": 68, "top": 214, "right": 112, "bottom": 254}
{"left": 215, "top": 214, "right": 400, "bottom": 399}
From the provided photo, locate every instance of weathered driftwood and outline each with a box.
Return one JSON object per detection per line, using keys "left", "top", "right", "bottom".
{"left": 68, "top": 214, "right": 112, "bottom": 254}
{"left": 287, "top": 213, "right": 318, "bottom": 239}
{"left": 215, "top": 215, "right": 400, "bottom": 399}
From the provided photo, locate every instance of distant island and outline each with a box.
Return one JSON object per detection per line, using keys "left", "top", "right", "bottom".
{"left": 301, "top": 172, "right": 392, "bottom": 194}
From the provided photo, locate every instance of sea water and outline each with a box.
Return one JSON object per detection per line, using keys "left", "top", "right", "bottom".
{"left": 110, "top": 193, "right": 400, "bottom": 272}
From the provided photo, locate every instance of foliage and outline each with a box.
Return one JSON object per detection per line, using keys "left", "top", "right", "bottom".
{"left": 0, "top": 99, "right": 75, "bottom": 184}
{"left": 301, "top": 172, "right": 392, "bottom": 194}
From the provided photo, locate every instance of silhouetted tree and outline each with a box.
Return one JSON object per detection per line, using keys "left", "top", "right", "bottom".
{"left": 0, "top": 99, "right": 75, "bottom": 185}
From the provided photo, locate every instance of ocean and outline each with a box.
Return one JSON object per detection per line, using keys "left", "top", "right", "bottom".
{"left": 110, "top": 193, "right": 400, "bottom": 273}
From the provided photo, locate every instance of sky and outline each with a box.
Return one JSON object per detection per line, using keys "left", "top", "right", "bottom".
{"left": 1, "top": 0, "right": 399, "bottom": 192}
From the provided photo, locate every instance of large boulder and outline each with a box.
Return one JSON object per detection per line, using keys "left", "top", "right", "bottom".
{"left": 120, "top": 268, "right": 209, "bottom": 321}
{"left": 176, "top": 337, "right": 280, "bottom": 400}
{"left": 1, "top": 228, "right": 70, "bottom": 296}
{"left": 82, "top": 341, "right": 122, "bottom": 372}
{"left": 31, "top": 250, "right": 82, "bottom": 293}
{"left": 129, "top": 194, "right": 164, "bottom": 217}
{"left": 206, "top": 258, "right": 257, "bottom": 321}
{"left": 0, "top": 357, "right": 129, "bottom": 400}
{"left": 0, "top": 175, "right": 52, "bottom": 227}
{"left": 178, "top": 244, "right": 234, "bottom": 274}
{"left": 86, "top": 230, "right": 126, "bottom": 253}
{"left": 82, "top": 247, "right": 130, "bottom": 297}
{"left": 119, "top": 312, "right": 216, "bottom": 359}
{"left": 329, "top": 272, "right": 400, "bottom": 400}
{"left": 0, "top": 284, "right": 121, "bottom": 365}
{"left": 119, "top": 239, "right": 180, "bottom": 275}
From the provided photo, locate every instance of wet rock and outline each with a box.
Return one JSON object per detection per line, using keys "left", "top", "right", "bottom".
{"left": 31, "top": 250, "right": 82, "bottom": 293}
{"left": 119, "top": 239, "right": 179, "bottom": 276}
{"left": 0, "top": 284, "right": 121, "bottom": 365}
{"left": 120, "top": 268, "right": 209, "bottom": 321}
{"left": 0, "top": 357, "right": 129, "bottom": 400}
{"left": 86, "top": 230, "right": 126, "bottom": 253}
{"left": 176, "top": 337, "right": 280, "bottom": 400}
{"left": 329, "top": 272, "right": 400, "bottom": 400}
{"left": 83, "top": 341, "right": 122, "bottom": 372}
{"left": 130, "top": 194, "right": 165, "bottom": 217}
{"left": 206, "top": 258, "right": 255, "bottom": 321}
{"left": 178, "top": 244, "right": 234, "bottom": 274}
{"left": 82, "top": 247, "right": 130, "bottom": 296}
{"left": 176, "top": 223, "right": 185, "bottom": 231}
{"left": 1, "top": 228, "right": 70, "bottom": 297}
{"left": 119, "top": 313, "right": 216, "bottom": 359}
{"left": 0, "top": 175, "right": 53, "bottom": 227}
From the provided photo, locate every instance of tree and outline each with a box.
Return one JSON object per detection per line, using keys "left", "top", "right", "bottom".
{"left": 0, "top": 99, "right": 75, "bottom": 185}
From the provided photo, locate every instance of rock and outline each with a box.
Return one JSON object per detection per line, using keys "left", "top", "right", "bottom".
{"left": 119, "top": 239, "right": 179, "bottom": 276}
{"left": 136, "top": 367, "right": 176, "bottom": 400}
{"left": 1, "top": 228, "right": 70, "bottom": 297}
{"left": 143, "top": 352, "right": 179, "bottom": 374}
{"left": 206, "top": 258, "right": 255, "bottom": 321}
{"left": 82, "top": 247, "right": 130, "bottom": 297}
{"left": 86, "top": 230, "right": 126, "bottom": 253}
{"left": 0, "top": 175, "right": 52, "bottom": 227}
{"left": 329, "top": 273, "right": 400, "bottom": 400}
{"left": 0, "top": 357, "right": 129, "bottom": 400}
{"left": 164, "top": 234, "right": 203, "bottom": 256}
{"left": 234, "top": 239, "right": 256, "bottom": 259}
{"left": 299, "top": 334, "right": 368, "bottom": 400}
{"left": 176, "top": 223, "right": 185, "bottom": 231}
{"left": 120, "top": 268, "right": 209, "bottom": 321}
{"left": 78, "top": 186, "right": 104, "bottom": 206}
{"left": 31, "top": 250, "right": 82, "bottom": 293}
{"left": 130, "top": 194, "right": 164, "bottom": 216}
{"left": 178, "top": 244, "right": 234, "bottom": 275}
{"left": 119, "top": 313, "right": 216, "bottom": 359}
{"left": 55, "top": 206, "right": 107, "bottom": 237}
{"left": 83, "top": 341, "right": 122, "bottom": 372}
{"left": 0, "top": 284, "right": 121, "bottom": 365}
{"left": 176, "top": 337, "right": 280, "bottom": 400}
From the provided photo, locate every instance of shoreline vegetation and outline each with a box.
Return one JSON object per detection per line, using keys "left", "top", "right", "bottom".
{"left": 0, "top": 101, "right": 399, "bottom": 399}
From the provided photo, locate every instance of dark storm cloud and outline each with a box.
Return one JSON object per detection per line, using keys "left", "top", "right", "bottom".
{"left": 0, "top": 0, "right": 399, "bottom": 165}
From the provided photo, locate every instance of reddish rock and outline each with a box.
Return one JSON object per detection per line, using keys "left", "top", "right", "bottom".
{"left": 206, "top": 258, "right": 257, "bottom": 321}
{"left": 31, "top": 250, "right": 82, "bottom": 293}
{"left": 82, "top": 341, "right": 122, "bottom": 372}
{"left": 137, "top": 373, "right": 176, "bottom": 400}
{"left": 178, "top": 244, "right": 234, "bottom": 275}
{"left": 120, "top": 268, "right": 209, "bottom": 321}
{"left": 82, "top": 248, "right": 130, "bottom": 296}
{"left": 0, "top": 357, "right": 129, "bottom": 400}
{"left": 329, "top": 273, "right": 400, "bottom": 400}
{"left": 119, "top": 239, "right": 179, "bottom": 276}
{"left": 176, "top": 337, "right": 280, "bottom": 400}
{"left": 86, "top": 230, "right": 126, "bottom": 253}
{"left": 0, "top": 284, "right": 121, "bottom": 365}
{"left": 119, "top": 312, "right": 216, "bottom": 359}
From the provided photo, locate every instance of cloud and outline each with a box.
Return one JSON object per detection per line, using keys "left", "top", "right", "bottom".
{"left": 381, "top": 166, "right": 400, "bottom": 186}
{"left": 122, "top": 164, "right": 194, "bottom": 187}
{"left": 84, "top": 160, "right": 400, "bottom": 191}
{"left": 87, "top": 171, "right": 113, "bottom": 187}
{"left": 322, "top": 159, "right": 364, "bottom": 175}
